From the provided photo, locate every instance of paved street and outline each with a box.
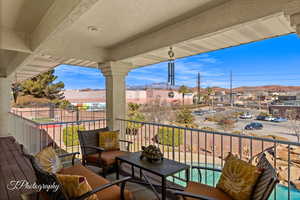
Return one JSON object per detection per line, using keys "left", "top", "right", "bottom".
{"left": 193, "top": 107, "right": 300, "bottom": 142}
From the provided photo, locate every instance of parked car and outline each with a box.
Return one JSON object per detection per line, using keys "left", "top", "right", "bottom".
{"left": 264, "top": 116, "right": 276, "bottom": 121}
{"left": 245, "top": 122, "right": 263, "bottom": 130}
{"left": 193, "top": 110, "right": 207, "bottom": 116}
{"left": 272, "top": 117, "right": 288, "bottom": 123}
{"left": 256, "top": 116, "right": 266, "bottom": 121}
{"left": 207, "top": 110, "right": 216, "bottom": 114}
{"left": 240, "top": 112, "right": 253, "bottom": 119}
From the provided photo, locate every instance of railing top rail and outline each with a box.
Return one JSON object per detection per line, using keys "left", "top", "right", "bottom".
{"left": 11, "top": 108, "right": 106, "bottom": 112}
{"left": 39, "top": 118, "right": 107, "bottom": 125}
{"left": 116, "top": 118, "right": 300, "bottom": 147}
{"left": 9, "top": 112, "right": 107, "bottom": 126}
{"left": 9, "top": 112, "right": 41, "bottom": 126}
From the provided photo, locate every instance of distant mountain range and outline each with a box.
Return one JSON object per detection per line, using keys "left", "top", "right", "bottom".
{"left": 75, "top": 84, "right": 300, "bottom": 92}
{"left": 233, "top": 85, "right": 300, "bottom": 92}
{"left": 128, "top": 83, "right": 300, "bottom": 92}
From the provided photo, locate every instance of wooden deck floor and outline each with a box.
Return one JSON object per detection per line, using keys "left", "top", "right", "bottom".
{"left": 0, "top": 137, "right": 36, "bottom": 200}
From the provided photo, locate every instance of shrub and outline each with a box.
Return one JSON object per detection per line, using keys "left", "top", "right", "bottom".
{"left": 63, "top": 125, "right": 85, "bottom": 147}
{"left": 173, "top": 122, "right": 198, "bottom": 129}
{"left": 259, "top": 112, "right": 270, "bottom": 117}
{"left": 201, "top": 127, "right": 218, "bottom": 132}
{"left": 58, "top": 100, "right": 72, "bottom": 109}
{"left": 175, "top": 108, "right": 195, "bottom": 125}
{"left": 33, "top": 118, "right": 54, "bottom": 123}
{"left": 263, "top": 135, "right": 289, "bottom": 141}
{"left": 231, "top": 112, "right": 243, "bottom": 118}
{"left": 218, "top": 118, "right": 235, "bottom": 130}
{"left": 15, "top": 95, "right": 51, "bottom": 107}
{"left": 157, "top": 127, "right": 184, "bottom": 147}
{"left": 232, "top": 130, "right": 242, "bottom": 134}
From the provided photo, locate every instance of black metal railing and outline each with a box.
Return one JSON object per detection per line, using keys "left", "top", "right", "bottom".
{"left": 10, "top": 107, "right": 106, "bottom": 123}
{"left": 9, "top": 112, "right": 107, "bottom": 154}
{"left": 117, "top": 118, "right": 300, "bottom": 200}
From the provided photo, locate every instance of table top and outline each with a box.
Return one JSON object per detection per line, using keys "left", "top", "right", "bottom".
{"left": 116, "top": 152, "right": 189, "bottom": 177}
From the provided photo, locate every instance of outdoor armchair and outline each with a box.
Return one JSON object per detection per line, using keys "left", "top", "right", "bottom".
{"left": 169, "top": 153, "right": 279, "bottom": 200}
{"left": 23, "top": 149, "right": 133, "bottom": 200}
{"left": 78, "top": 128, "right": 132, "bottom": 177}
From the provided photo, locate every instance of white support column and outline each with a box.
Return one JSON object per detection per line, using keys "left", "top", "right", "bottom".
{"left": 99, "top": 61, "right": 131, "bottom": 131}
{"left": 0, "top": 76, "right": 12, "bottom": 137}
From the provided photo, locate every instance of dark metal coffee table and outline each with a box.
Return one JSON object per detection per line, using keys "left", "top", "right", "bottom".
{"left": 116, "top": 152, "right": 189, "bottom": 200}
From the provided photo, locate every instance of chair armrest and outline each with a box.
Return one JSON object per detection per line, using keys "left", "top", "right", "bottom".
{"left": 83, "top": 145, "right": 105, "bottom": 152}
{"left": 75, "top": 176, "right": 132, "bottom": 200}
{"left": 58, "top": 152, "right": 80, "bottom": 166}
{"left": 119, "top": 140, "right": 133, "bottom": 144}
{"left": 168, "top": 189, "right": 217, "bottom": 200}
{"left": 192, "top": 166, "right": 222, "bottom": 172}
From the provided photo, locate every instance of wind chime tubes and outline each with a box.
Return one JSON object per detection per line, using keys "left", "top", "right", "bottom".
{"left": 168, "top": 47, "right": 175, "bottom": 86}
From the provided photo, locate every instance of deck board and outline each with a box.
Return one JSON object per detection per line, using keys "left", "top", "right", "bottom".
{"left": 0, "top": 137, "right": 36, "bottom": 200}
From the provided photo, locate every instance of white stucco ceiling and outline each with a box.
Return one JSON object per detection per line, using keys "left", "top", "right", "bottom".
{"left": 1, "top": 0, "right": 55, "bottom": 33}
{"left": 0, "top": 0, "right": 298, "bottom": 81}
{"left": 63, "top": 0, "right": 227, "bottom": 48}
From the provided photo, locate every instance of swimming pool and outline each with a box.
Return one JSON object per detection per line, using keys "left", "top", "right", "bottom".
{"left": 168, "top": 165, "right": 300, "bottom": 200}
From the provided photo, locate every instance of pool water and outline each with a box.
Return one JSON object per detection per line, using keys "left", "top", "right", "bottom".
{"left": 168, "top": 165, "right": 300, "bottom": 200}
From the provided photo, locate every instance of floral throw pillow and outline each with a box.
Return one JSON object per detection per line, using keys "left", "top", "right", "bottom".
{"left": 56, "top": 174, "right": 98, "bottom": 200}
{"left": 98, "top": 131, "right": 120, "bottom": 151}
{"left": 35, "top": 146, "right": 63, "bottom": 173}
{"left": 216, "top": 153, "right": 262, "bottom": 200}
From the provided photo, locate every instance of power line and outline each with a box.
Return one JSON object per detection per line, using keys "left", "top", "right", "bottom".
{"left": 197, "top": 72, "right": 201, "bottom": 97}
{"left": 230, "top": 70, "right": 233, "bottom": 107}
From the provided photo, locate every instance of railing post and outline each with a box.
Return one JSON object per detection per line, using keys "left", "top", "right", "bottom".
{"left": 76, "top": 106, "right": 80, "bottom": 124}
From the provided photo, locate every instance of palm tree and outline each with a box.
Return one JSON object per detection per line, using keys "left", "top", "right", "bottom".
{"left": 178, "top": 85, "right": 191, "bottom": 105}
{"left": 207, "top": 87, "right": 215, "bottom": 110}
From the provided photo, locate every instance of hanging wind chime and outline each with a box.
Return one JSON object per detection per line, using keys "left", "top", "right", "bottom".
{"left": 167, "top": 47, "right": 175, "bottom": 86}
{"left": 167, "top": 47, "right": 175, "bottom": 98}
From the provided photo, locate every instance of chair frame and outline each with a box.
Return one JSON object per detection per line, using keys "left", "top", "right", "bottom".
{"left": 169, "top": 153, "right": 279, "bottom": 200}
{"left": 22, "top": 147, "right": 131, "bottom": 200}
{"left": 78, "top": 128, "right": 132, "bottom": 177}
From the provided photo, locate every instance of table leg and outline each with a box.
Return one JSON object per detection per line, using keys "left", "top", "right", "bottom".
{"left": 116, "top": 160, "right": 119, "bottom": 180}
{"left": 186, "top": 168, "right": 190, "bottom": 183}
{"left": 162, "top": 176, "right": 166, "bottom": 200}
{"left": 132, "top": 165, "right": 135, "bottom": 177}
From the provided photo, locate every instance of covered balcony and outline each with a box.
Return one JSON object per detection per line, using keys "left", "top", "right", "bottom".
{"left": 1, "top": 0, "right": 300, "bottom": 200}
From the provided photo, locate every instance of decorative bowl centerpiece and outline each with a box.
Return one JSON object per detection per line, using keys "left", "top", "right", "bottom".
{"left": 140, "top": 145, "right": 163, "bottom": 163}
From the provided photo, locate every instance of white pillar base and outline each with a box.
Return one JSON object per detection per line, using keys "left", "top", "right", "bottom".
{"left": 0, "top": 77, "right": 12, "bottom": 137}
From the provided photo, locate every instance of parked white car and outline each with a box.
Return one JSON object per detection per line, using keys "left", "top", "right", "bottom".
{"left": 264, "top": 116, "right": 276, "bottom": 121}
{"left": 240, "top": 112, "right": 253, "bottom": 119}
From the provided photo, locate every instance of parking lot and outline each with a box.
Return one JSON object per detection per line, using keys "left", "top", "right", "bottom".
{"left": 193, "top": 107, "right": 299, "bottom": 142}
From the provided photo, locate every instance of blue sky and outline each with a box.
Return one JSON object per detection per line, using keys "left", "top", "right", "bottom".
{"left": 54, "top": 33, "right": 300, "bottom": 89}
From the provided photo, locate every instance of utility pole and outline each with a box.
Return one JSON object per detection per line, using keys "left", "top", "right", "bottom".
{"left": 230, "top": 70, "right": 233, "bottom": 107}
{"left": 197, "top": 72, "right": 201, "bottom": 104}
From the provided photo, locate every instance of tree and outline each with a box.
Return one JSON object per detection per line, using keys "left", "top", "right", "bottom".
{"left": 175, "top": 108, "right": 197, "bottom": 128}
{"left": 126, "top": 103, "right": 145, "bottom": 135}
{"left": 287, "top": 110, "right": 300, "bottom": 142}
{"left": 143, "top": 95, "right": 176, "bottom": 124}
{"left": 207, "top": 87, "right": 215, "bottom": 110}
{"left": 20, "top": 70, "right": 65, "bottom": 100}
{"left": 178, "top": 85, "right": 191, "bottom": 105}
